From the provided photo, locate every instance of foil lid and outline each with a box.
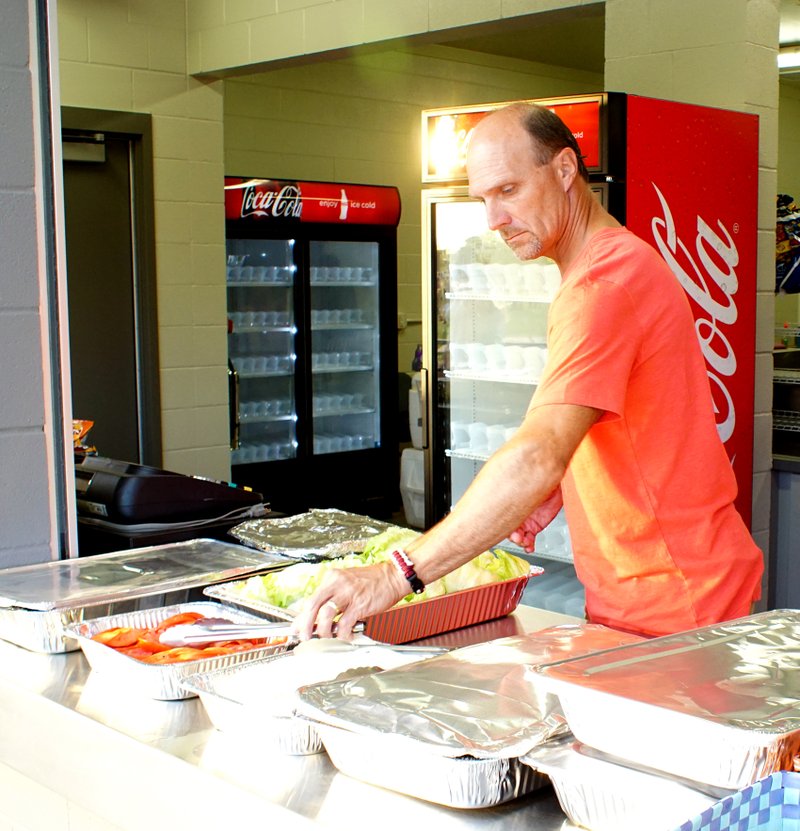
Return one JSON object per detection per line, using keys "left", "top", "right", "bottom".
{"left": 539, "top": 610, "right": 800, "bottom": 734}
{"left": 229, "top": 509, "right": 395, "bottom": 561}
{"left": 295, "top": 624, "right": 643, "bottom": 759}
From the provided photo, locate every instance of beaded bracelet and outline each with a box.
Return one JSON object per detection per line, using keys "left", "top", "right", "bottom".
{"left": 389, "top": 549, "right": 425, "bottom": 594}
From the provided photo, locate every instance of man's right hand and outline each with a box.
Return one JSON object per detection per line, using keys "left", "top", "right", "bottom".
{"left": 508, "top": 486, "right": 564, "bottom": 552}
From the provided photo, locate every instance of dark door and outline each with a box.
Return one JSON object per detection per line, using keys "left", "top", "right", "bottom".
{"left": 60, "top": 108, "right": 160, "bottom": 467}
{"left": 63, "top": 134, "right": 140, "bottom": 462}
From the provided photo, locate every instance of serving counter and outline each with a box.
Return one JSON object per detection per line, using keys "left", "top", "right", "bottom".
{"left": 0, "top": 605, "right": 580, "bottom": 831}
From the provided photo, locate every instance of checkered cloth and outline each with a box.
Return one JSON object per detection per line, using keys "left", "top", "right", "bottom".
{"left": 675, "top": 772, "right": 800, "bottom": 831}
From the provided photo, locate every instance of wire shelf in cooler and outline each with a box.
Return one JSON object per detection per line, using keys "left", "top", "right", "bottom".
{"left": 445, "top": 290, "right": 552, "bottom": 304}
{"left": 236, "top": 369, "right": 294, "bottom": 379}
{"left": 311, "top": 323, "right": 373, "bottom": 331}
{"left": 774, "top": 369, "right": 800, "bottom": 385}
{"left": 444, "top": 369, "right": 539, "bottom": 386}
{"left": 446, "top": 448, "right": 491, "bottom": 462}
{"left": 227, "top": 278, "right": 292, "bottom": 287}
{"left": 773, "top": 410, "right": 800, "bottom": 432}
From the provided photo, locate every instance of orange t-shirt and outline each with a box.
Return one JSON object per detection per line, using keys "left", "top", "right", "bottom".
{"left": 529, "top": 227, "right": 763, "bottom": 637}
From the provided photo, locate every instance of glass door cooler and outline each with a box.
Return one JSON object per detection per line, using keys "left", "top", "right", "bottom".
{"left": 225, "top": 177, "right": 401, "bottom": 518}
{"left": 421, "top": 189, "right": 582, "bottom": 616}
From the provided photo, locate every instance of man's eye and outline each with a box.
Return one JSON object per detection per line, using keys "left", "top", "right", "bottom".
{"left": 501, "top": 185, "right": 515, "bottom": 195}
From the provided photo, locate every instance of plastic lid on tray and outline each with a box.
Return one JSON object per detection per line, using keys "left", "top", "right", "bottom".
{"left": 0, "top": 538, "right": 287, "bottom": 611}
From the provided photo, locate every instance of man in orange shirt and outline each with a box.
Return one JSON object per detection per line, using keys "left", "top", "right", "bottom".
{"left": 295, "top": 102, "right": 764, "bottom": 640}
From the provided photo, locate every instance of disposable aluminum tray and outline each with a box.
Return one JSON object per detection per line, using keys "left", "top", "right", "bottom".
{"left": 205, "top": 567, "right": 541, "bottom": 644}
{"left": 0, "top": 538, "right": 287, "bottom": 654}
{"left": 536, "top": 610, "right": 800, "bottom": 791}
{"left": 295, "top": 624, "right": 644, "bottom": 762}
{"left": 229, "top": 508, "right": 395, "bottom": 561}
{"left": 522, "top": 736, "right": 721, "bottom": 831}
{"left": 68, "top": 601, "right": 292, "bottom": 700}
{"left": 182, "top": 644, "right": 429, "bottom": 755}
{"left": 315, "top": 722, "right": 548, "bottom": 809}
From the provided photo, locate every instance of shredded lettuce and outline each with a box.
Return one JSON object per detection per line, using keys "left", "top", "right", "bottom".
{"left": 237, "top": 528, "right": 529, "bottom": 612}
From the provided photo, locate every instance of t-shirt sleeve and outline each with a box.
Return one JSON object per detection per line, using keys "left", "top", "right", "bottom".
{"left": 530, "top": 278, "right": 642, "bottom": 420}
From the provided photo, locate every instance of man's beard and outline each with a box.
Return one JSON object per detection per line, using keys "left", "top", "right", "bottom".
{"left": 502, "top": 229, "right": 543, "bottom": 261}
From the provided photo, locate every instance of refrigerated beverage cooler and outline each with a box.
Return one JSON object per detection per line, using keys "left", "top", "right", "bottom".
{"left": 419, "top": 93, "right": 758, "bottom": 616}
{"left": 224, "top": 177, "right": 401, "bottom": 517}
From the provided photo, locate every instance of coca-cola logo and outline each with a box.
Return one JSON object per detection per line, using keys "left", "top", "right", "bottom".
{"left": 241, "top": 184, "right": 302, "bottom": 219}
{"left": 650, "top": 183, "right": 739, "bottom": 445}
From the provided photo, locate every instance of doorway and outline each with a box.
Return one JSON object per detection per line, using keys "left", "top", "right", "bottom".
{"left": 61, "top": 108, "right": 161, "bottom": 465}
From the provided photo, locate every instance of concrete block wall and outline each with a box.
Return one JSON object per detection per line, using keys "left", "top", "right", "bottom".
{"left": 57, "top": 0, "right": 231, "bottom": 481}
{"left": 0, "top": 4, "right": 56, "bottom": 567}
{"left": 224, "top": 46, "right": 602, "bottom": 370}
{"left": 188, "top": 0, "right": 604, "bottom": 76}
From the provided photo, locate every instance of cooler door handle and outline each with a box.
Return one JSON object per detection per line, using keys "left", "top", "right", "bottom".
{"left": 419, "top": 367, "right": 429, "bottom": 450}
{"left": 228, "top": 362, "right": 240, "bottom": 450}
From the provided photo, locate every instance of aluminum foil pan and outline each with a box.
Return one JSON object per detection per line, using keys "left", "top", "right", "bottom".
{"left": 295, "top": 624, "right": 644, "bottom": 760}
{"left": 228, "top": 509, "right": 395, "bottom": 561}
{"left": 0, "top": 538, "right": 286, "bottom": 654}
{"left": 315, "top": 722, "right": 548, "bottom": 808}
{"left": 0, "top": 589, "right": 193, "bottom": 654}
{"left": 68, "top": 601, "right": 292, "bottom": 700}
{"left": 536, "top": 610, "right": 800, "bottom": 790}
{"left": 522, "top": 736, "right": 720, "bottom": 831}
{"left": 182, "top": 645, "right": 427, "bottom": 755}
{"left": 205, "top": 568, "right": 539, "bottom": 644}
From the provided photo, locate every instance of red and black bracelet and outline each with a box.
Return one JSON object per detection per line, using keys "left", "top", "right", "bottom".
{"left": 389, "top": 549, "right": 425, "bottom": 594}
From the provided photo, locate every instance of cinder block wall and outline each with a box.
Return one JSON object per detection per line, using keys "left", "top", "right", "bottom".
{"left": 58, "top": 0, "right": 231, "bottom": 480}
{"left": 223, "top": 47, "right": 602, "bottom": 370}
{"left": 0, "top": 5, "right": 55, "bottom": 567}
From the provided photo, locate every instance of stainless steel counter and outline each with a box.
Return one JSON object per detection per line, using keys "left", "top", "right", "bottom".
{"left": 0, "top": 605, "right": 580, "bottom": 831}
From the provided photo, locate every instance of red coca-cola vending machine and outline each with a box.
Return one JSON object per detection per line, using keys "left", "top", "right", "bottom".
{"left": 224, "top": 177, "right": 402, "bottom": 517}
{"left": 420, "top": 93, "right": 757, "bottom": 615}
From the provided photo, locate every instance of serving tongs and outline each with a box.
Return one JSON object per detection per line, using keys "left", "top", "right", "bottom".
{"left": 159, "top": 618, "right": 450, "bottom": 655}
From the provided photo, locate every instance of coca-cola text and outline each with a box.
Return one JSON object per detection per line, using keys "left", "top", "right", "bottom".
{"left": 241, "top": 184, "right": 302, "bottom": 219}
{"left": 650, "top": 183, "right": 739, "bottom": 444}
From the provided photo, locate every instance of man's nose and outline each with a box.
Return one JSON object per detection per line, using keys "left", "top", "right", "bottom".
{"left": 484, "top": 200, "right": 509, "bottom": 231}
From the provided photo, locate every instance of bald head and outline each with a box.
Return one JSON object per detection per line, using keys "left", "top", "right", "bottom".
{"left": 469, "top": 103, "right": 589, "bottom": 182}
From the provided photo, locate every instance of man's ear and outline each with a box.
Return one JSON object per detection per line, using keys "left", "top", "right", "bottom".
{"left": 554, "top": 147, "right": 578, "bottom": 191}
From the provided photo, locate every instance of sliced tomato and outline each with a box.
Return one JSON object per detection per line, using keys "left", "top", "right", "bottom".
{"left": 154, "top": 612, "right": 204, "bottom": 634}
{"left": 91, "top": 627, "right": 142, "bottom": 648}
{"left": 133, "top": 636, "right": 171, "bottom": 654}
{"left": 117, "top": 645, "right": 157, "bottom": 661}
{"left": 141, "top": 647, "right": 208, "bottom": 664}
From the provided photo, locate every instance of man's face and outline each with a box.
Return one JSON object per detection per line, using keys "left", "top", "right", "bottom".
{"left": 466, "top": 112, "right": 568, "bottom": 261}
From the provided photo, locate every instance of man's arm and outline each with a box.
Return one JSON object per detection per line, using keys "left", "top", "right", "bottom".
{"left": 294, "top": 402, "right": 602, "bottom": 639}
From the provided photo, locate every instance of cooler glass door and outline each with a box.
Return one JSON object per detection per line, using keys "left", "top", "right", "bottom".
{"left": 308, "top": 239, "right": 381, "bottom": 455}
{"left": 226, "top": 237, "right": 298, "bottom": 464}
{"left": 426, "top": 192, "right": 573, "bottom": 562}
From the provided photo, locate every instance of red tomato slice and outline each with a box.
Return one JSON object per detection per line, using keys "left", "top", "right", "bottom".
{"left": 142, "top": 647, "right": 208, "bottom": 664}
{"left": 154, "top": 612, "right": 204, "bottom": 634}
{"left": 91, "top": 627, "right": 142, "bottom": 648}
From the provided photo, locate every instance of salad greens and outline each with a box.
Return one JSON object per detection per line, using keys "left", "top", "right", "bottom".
{"left": 238, "top": 527, "right": 530, "bottom": 613}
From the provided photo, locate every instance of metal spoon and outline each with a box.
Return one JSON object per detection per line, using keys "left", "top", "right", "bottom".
{"left": 291, "top": 637, "right": 450, "bottom": 656}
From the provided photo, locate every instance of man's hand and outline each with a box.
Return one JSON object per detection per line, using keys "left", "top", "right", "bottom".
{"left": 292, "top": 561, "right": 408, "bottom": 641}
{"left": 508, "top": 486, "right": 563, "bottom": 552}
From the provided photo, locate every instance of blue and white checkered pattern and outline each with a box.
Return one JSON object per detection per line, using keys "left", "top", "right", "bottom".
{"left": 673, "top": 772, "right": 800, "bottom": 831}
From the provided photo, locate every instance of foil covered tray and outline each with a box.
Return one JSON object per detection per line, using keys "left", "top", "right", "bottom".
{"left": 522, "top": 736, "right": 721, "bottom": 831}
{"left": 182, "top": 644, "right": 431, "bottom": 755}
{"left": 205, "top": 568, "right": 541, "bottom": 644}
{"left": 295, "top": 624, "right": 644, "bottom": 760}
{"left": 315, "top": 722, "right": 549, "bottom": 809}
{"left": 68, "top": 601, "right": 292, "bottom": 700}
{"left": 0, "top": 539, "right": 287, "bottom": 654}
{"left": 536, "top": 610, "right": 800, "bottom": 791}
{"left": 229, "top": 509, "right": 394, "bottom": 561}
